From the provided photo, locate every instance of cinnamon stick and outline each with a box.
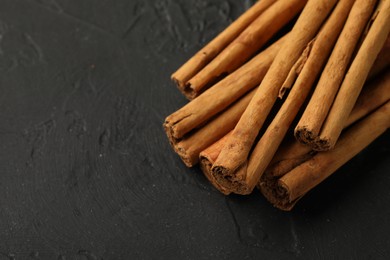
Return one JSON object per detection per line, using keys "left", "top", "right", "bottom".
{"left": 259, "top": 71, "right": 390, "bottom": 210}
{"left": 315, "top": 0, "right": 390, "bottom": 151}
{"left": 173, "top": 89, "right": 256, "bottom": 167}
{"left": 264, "top": 71, "right": 390, "bottom": 179}
{"left": 262, "top": 47, "right": 390, "bottom": 176}
{"left": 200, "top": 71, "right": 390, "bottom": 195}
{"left": 171, "top": 0, "right": 277, "bottom": 92}
{"left": 200, "top": 132, "right": 232, "bottom": 195}
{"left": 211, "top": 0, "right": 338, "bottom": 194}
{"left": 271, "top": 101, "right": 390, "bottom": 210}
{"left": 295, "top": 0, "right": 378, "bottom": 146}
{"left": 265, "top": 71, "right": 390, "bottom": 178}
{"left": 164, "top": 37, "right": 284, "bottom": 141}
{"left": 241, "top": 0, "right": 356, "bottom": 194}
{"left": 184, "top": 0, "right": 307, "bottom": 99}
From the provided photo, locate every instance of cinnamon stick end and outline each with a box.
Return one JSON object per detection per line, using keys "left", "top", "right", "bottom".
{"left": 258, "top": 175, "right": 297, "bottom": 211}
{"left": 171, "top": 74, "right": 185, "bottom": 89}
{"left": 163, "top": 120, "right": 177, "bottom": 147}
{"left": 174, "top": 143, "right": 198, "bottom": 168}
{"left": 164, "top": 120, "right": 198, "bottom": 167}
{"left": 211, "top": 164, "right": 252, "bottom": 195}
{"left": 312, "top": 137, "right": 333, "bottom": 151}
{"left": 181, "top": 83, "right": 199, "bottom": 100}
{"left": 170, "top": 75, "right": 197, "bottom": 100}
{"left": 211, "top": 165, "right": 236, "bottom": 190}
{"left": 295, "top": 126, "right": 334, "bottom": 151}
{"left": 294, "top": 126, "right": 317, "bottom": 145}
{"left": 199, "top": 157, "right": 231, "bottom": 195}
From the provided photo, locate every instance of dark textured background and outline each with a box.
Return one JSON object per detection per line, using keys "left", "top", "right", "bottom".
{"left": 0, "top": 0, "right": 389, "bottom": 259}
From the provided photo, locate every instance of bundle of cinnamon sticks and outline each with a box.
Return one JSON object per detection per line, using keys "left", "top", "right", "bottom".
{"left": 164, "top": 0, "right": 390, "bottom": 210}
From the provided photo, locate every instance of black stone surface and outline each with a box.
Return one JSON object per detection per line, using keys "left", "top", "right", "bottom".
{"left": 0, "top": 0, "right": 389, "bottom": 259}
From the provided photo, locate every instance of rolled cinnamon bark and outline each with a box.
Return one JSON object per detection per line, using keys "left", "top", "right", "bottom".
{"left": 211, "top": 0, "right": 338, "bottom": 194}
{"left": 315, "top": 0, "right": 390, "bottom": 151}
{"left": 267, "top": 71, "right": 390, "bottom": 178}
{"left": 265, "top": 70, "right": 390, "bottom": 176}
{"left": 199, "top": 132, "right": 232, "bottom": 195}
{"left": 171, "top": 0, "right": 277, "bottom": 92}
{"left": 185, "top": 0, "right": 307, "bottom": 99}
{"left": 295, "top": 0, "right": 378, "bottom": 146}
{"left": 259, "top": 72, "right": 390, "bottom": 210}
{"left": 265, "top": 101, "right": 390, "bottom": 211}
{"left": 242, "top": 0, "right": 356, "bottom": 195}
{"left": 200, "top": 71, "right": 390, "bottom": 195}
{"left": 164, "top": 37, "right": 284, "bottom": 141}
{"left": 173, "top": 89, "right": 256, "bottom": 167}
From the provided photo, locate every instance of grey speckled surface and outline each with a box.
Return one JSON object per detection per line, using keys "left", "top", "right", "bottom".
{"left": 0, "top": 0, "right": 389, "bottom": 259}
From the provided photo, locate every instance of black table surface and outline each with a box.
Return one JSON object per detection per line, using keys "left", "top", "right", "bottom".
{"left": 1, "top": 0, "right": 389, "bottom": 259}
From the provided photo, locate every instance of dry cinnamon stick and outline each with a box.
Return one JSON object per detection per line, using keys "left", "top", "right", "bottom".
{"left": 184, "top": 0, "right": 307, "bottom": 99}
{"left": 315, "top": 0, "right": 390, "bottom": 151}
{"left": 241, "top": 0, "right": 356, "bottom": 194}
{"left": 200, "top": 71, "right": 390, "bottom": 195}
{"left": 164, "top": 37, "right": 284, "bottom": 141}
{"left": 200, "top": 132, "right": 232, "bottom": 195}
{"left": 173, "top": 89, "right": 256, "bottom": 167}
{"left": 211, "top": 0, "right": 338, "bottom": 194}
{"left": 295, "top": 0, "right": 378, "bottom": 146}
{"left": 259, "top": 72, "right": 390, "bottom": 210}
{"left": 264, "top": 70, "right": 390, "bottom": 179}
{"left": 264, "top": 38, "right": 390, "bottom": 172}
{"left": 171, "top": 0, "right": 277, "bottom": 92}
{"left": 267, "top": 101, "right": 390, "bottom": 210}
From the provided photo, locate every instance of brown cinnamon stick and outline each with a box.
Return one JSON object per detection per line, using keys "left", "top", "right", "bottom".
{"left": 315, "top": 0, "right": 390, "bottom": 151}
{"left": 200, "top": 71, "right": 390, "bottom": 195}
{"left": 164, "top": 37, "right": 284, "bottom": 141}
{"left": 211, "top": 0, "right": 338, "bottom": 194}
{"left": 242, "top": 0, "right": 356, "bottom": 194}
{"left": 259, "top": 72, "right": 390, "bottom": 210}
{"left": 264, "top": 72, "right": 390, "bottom": 178}
{"left": 173, "top": 89, "right": 256, "bottom": 167}
{"left": 270, "top": 101, "right": 390, "bottom": 210}
{"left": 295, "top": 0, "right": 378, "bottom": 146}
{"left": 184, "top": 0, "right": 307, "bottom": 99}
{"left": 264, "top": 71, "right": 390, "bottom": 179}
{"left": 171, "top": 0, "right": 277, "bottom": 92}
{"left": 200, "top": 132, "right": 232, "bottom": 195}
